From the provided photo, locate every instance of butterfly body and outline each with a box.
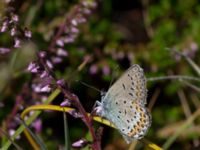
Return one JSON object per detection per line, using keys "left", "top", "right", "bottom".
{"left": 96, "top": 64, "right": 151, "bottom": 143}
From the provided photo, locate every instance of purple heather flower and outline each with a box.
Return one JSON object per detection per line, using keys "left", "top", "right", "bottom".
{"left": 0, "top": 47, "right": 11, "bottom": 54}
{"left": 33, "top": 84, "right": 51, "bottom": 93}
{"left": 77, "top": 16, "right": 86, "bottom": 24}
{"left": 60, "top": 99, "right": 71, "bottom": 107}
{"left": 57, "top": 48, "right": 68, "bottom": 56}
{"left": 38, "top": 51, "right": 47, "bottom": 58}
{"left": 51, "top": 57, "right": 63, "bottom": 64}
{"left": 40, "top": 70, "right": 49, "bottom": 78}
{"left": 89, "top": 64, "right": 98, "bottom": 74}
{"left": 13, "top": 38, "right": 21, "bottom": 48}
{"left": 10, "top": 27, "right": 17, "bottom": 36}
{"left": 72, "top": 139, "right": 88, "bottom": 148}
{"left": 71, "top": 27, "right": 79, "bottom": 33}
{"left": 24, "top": 28, "right": 32, "bottom": 38}
{"left": 68, "top": 110, "right": 82, "bottom": 118}
{"left": 11, "top": 14, "right": 19, "bottom": 23}
{"left": 102, "top": 65, "right": 110, "bottom": 75}
{"left": 71, "top": 19, "right": 78, "bottom": 26}
{"left": 82, "top": 8, "right": 91, "bottom": 14}
{"left": 190, "top": 42, "right": 198, "bottom": 52}
{"left": 63, "top": 36, "right": 75, "bottom": 43}
{"left": 56, "top": 39, "right": 65, "bottom": 47}
{"left": 56, "top": 79, "right": 65, "bottom": 87}
{"left": 33, "top": 119, "right": 42, "bottom": 133}
{"left": 46, "top": 60, "right": 53, "bottom": 69}
{"left": 9, "top": 129, "right": 20, "bottom": 139}
{"left": 27, "top": 62, "right": 40, "bottom": 73}
{"left": 0, "top": 24, "right": 8, "bottom": 32}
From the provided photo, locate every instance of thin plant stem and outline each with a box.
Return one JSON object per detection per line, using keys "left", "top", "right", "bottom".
{"left": 63, "top": 109, "right": 70, "bottom": 150}
{"left": 147, "top": 75, "right": 200, "bottom": 82}
{"left": 2, "top": 89, "right": 60, "bottom": 150}
{"left": 166, "top": 48, "right": 200, "bottom": 76}
{"left": 17, "top": 118, "right": 47, "bottom": 150}
{"left": 21, "top": 104, "right": 163, "bottom": 150}
{"left": 0, "top": 128, "right": 23, "bottom": 150}
{"left": 163, "top": 108, "right": 200, "bottom": 149}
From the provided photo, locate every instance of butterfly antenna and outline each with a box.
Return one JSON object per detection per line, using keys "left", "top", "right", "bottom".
{"left": 77, "top": 80, "right": 101, "bottom": 93}
{"left": 109, "top": 65, "right": 119, "bottom": 89}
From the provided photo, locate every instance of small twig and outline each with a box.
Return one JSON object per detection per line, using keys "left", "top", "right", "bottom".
{"left": 147, "top": 75, "right": 200, "bottom": 82}
{"left": 181, "top": 80, "right": 200, "bottom": 93}
{"left": 178, "top": 90, "right": 192, "bottom": 118}
{"left": 178, "top": 90, "right": 199, "bottom": 147}
{"left": 166, "top": 48, "right": 200, "bottom": 76}
{"left": 0, "top": 128, "right": 23, "bottom": 150}
{"left": 21, "top": 104, "right": 163, "bottom": 150}
{"left": 190, "top": 94, "right": 200, "bottom": 109}
{"left": 17, "top": 117, "right": 47, "bottom": 150}
{"left": 141, "top": 0, "right": 154, "bottom": 39}
{"left": 163, "top": 108, "right": 200, "bottom": 149}
{"left": 148, "top": 88, "right": 160, "bottom": 111}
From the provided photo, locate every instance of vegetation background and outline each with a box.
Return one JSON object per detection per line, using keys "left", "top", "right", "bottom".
{"left": 0, "top": 0, "right": 200, "bottom": 149}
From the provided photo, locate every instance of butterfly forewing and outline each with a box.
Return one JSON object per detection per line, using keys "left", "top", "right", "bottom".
{"left": 103, "top": 64, "right": 147, "bottom": 106}
{"left": 99, "top": 64, "right": 151, "bottom": 143}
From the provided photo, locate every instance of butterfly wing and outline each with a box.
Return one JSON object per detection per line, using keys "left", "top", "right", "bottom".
{"left": 102, "top": 64, "right": 147, "bottom": 106}
{"left": 100, "top": 64, "right": 151, "bottom": 143}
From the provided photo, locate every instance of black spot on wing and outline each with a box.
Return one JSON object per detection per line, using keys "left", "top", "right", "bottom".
{"left": 125, "top": 110, "right": 127, "bottom": 115}
{"left": 122, "top": 83, "right": 125, "bottom": 90}
{"left": 129, "top": 93, "right": 133, "bottom": 97}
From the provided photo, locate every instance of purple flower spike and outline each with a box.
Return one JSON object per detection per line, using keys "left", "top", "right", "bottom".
{"left": 72, "top": 139, "right": 88, "bottom": 148}
{"left": 0, "top": 47, "right": 11, "bottom": 54}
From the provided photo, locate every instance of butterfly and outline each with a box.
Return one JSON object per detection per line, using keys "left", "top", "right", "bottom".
{"left": 95, "top": 64, "right": 151, "bottom": 143}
